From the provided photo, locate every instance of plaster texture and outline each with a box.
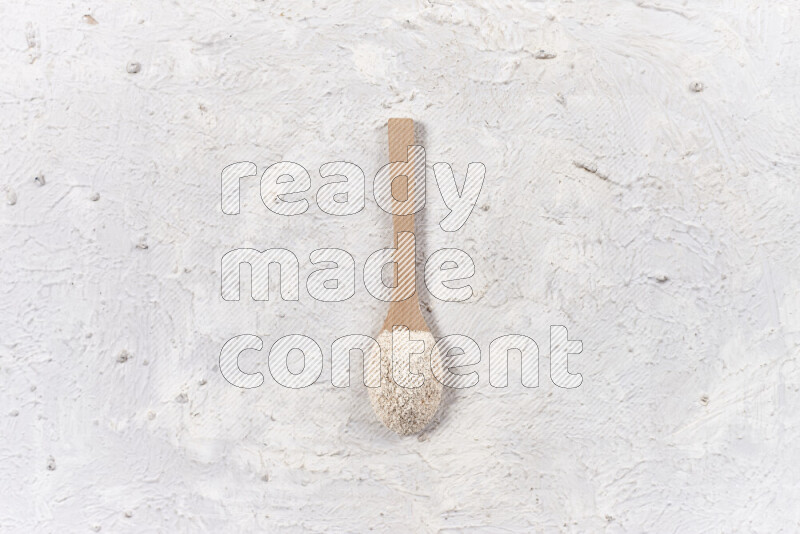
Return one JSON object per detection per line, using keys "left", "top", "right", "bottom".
{"left": 1, "top": 0, "right": 799, "bottom": 532}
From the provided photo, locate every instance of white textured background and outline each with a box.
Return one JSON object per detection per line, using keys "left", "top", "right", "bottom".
{"left": 2, "top": 0, "right": 799, "bottom": 532}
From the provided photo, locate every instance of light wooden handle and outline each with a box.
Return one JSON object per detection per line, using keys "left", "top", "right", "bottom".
{"left": 388, "top": 118, "right": 414, "bottom": 163}
{"left": 388, "top": 118, "right": 416, "bottom": 240}
{"left": 383, "top": 118, "right": 426, "bottom": 331}
{"left": 387, "top": 118, "right": 416, "bottom": 303}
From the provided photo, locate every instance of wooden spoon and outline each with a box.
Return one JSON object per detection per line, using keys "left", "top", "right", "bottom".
{"left": 368, "top": 118, "right": 443, "bottom": 435}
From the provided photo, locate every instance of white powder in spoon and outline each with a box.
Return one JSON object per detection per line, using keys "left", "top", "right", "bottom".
{"left": 368, "top": 329, "right": 443, "bottom": 435}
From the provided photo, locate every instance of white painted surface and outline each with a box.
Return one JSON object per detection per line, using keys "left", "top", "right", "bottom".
{"left": 2, "top": 0, "right": 799, "bottom": 531}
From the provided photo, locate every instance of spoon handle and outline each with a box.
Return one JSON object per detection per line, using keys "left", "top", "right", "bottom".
{"left": 387, "top": 118, "right": 418, "bottom": 306}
